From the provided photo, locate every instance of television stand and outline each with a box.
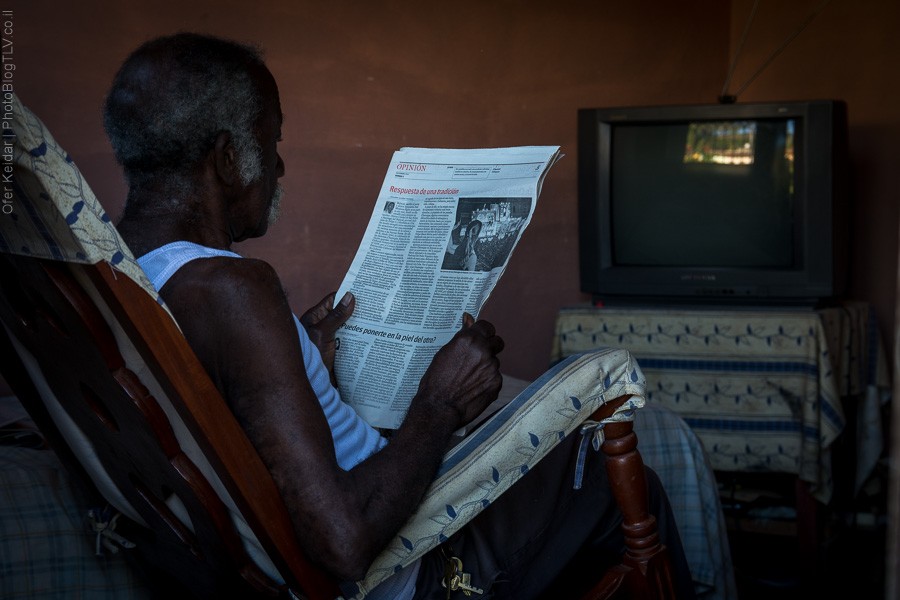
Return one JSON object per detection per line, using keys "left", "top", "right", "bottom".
{"left": 551, "top": 301, "right": 891, "bottom": 574}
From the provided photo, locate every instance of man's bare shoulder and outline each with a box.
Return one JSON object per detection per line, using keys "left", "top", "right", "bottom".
{"left": 163, "top": 255, "right": 286, "bottom": 308}
{"left": 156, "top": 254, "right": 304, "bottom": 397}
{"left": 159, "top": 255, "right": 295, "bottom": 345}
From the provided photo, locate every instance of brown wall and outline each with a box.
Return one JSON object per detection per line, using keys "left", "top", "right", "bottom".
{"left": 8, "top": 0, "right": 895, "bottom": 382}
{"left": 727, "top": 0, "right": 900, "bottom": 370}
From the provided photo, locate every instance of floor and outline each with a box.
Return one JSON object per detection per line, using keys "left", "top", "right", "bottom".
{"left": 729, "top": 523, "right": 886, "bottom": 599}
{"left": 720, "top": 468, "right": 888, "bottom": 600}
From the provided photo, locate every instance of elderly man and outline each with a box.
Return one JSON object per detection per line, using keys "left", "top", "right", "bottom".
{"left": 104, "top": 33, "right": 693, "bottom": 599}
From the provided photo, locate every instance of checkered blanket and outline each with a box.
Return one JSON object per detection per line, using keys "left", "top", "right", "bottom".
{"left": 0, "top": 439, "right": 151, "bottom": 599}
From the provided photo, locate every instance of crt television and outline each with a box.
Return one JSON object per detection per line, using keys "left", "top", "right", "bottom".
{"left": 577, "top": 100, "right": 849, "bottom": 306}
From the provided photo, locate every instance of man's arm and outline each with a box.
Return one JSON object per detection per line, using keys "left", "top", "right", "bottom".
{"left": 159, "top": 256, "right": 502, "bottom": 581}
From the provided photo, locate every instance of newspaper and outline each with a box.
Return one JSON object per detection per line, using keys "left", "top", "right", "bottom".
{"left": 333, "top": 146, "right": 561, "bottom": 429}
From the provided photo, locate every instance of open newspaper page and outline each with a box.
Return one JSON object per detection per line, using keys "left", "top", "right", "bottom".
{"left": 334, "top": 146, "right": 561, "bottom": 429}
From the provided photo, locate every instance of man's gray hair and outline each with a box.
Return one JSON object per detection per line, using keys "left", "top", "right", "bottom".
{"left": 103, "top": 33, "right": 267, "bottom": 205}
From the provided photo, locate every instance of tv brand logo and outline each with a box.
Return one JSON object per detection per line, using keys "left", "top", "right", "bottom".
{"left": 680, "top": 274, "right": 717, "bottom": 281}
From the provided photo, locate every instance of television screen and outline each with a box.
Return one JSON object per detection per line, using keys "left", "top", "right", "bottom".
{"left": 577, "top": 100, "right": 848, "bottom": 306}
{"left": 611, "top": 118, "right": 796, "bottom": 269}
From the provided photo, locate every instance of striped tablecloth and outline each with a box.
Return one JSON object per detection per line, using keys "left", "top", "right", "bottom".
{"left": 552, "top": 303, "right": 891, "bottom": 504}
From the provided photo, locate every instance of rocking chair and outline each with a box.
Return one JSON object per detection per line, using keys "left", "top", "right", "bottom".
{"left": 0, "top": 93, "right": 676, "bottom": 599}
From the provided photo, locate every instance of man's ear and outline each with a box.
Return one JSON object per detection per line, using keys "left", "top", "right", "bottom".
{"left": 213, "top": 131, "right": 239, "bottom": 187}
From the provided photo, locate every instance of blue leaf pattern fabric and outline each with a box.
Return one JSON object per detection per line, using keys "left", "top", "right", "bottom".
{"left": 0, "top": 93, "right": 161, "bottom": 306}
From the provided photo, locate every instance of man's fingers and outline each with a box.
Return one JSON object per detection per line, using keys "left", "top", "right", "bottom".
{"left": 460, "top": 317, "right": 503, "bottom": 355}
{"left": 468, "top": 318, "right": 496, "bottom": 340}
{"left": 300, "top": 292, "right": 335, "bottom": 325}
{"left": 300, "top": 292, "right": 355, "bottom": 334}
{"left": 332, "top": 291, "right": 354, "bottom": 318}
{"left": 318, "top": 291, "right": 355, "bottom": 330}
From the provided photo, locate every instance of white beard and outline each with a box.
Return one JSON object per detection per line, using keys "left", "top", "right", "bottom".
{"left": 267, "top": 183, "right": 284, "bottom": 227}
